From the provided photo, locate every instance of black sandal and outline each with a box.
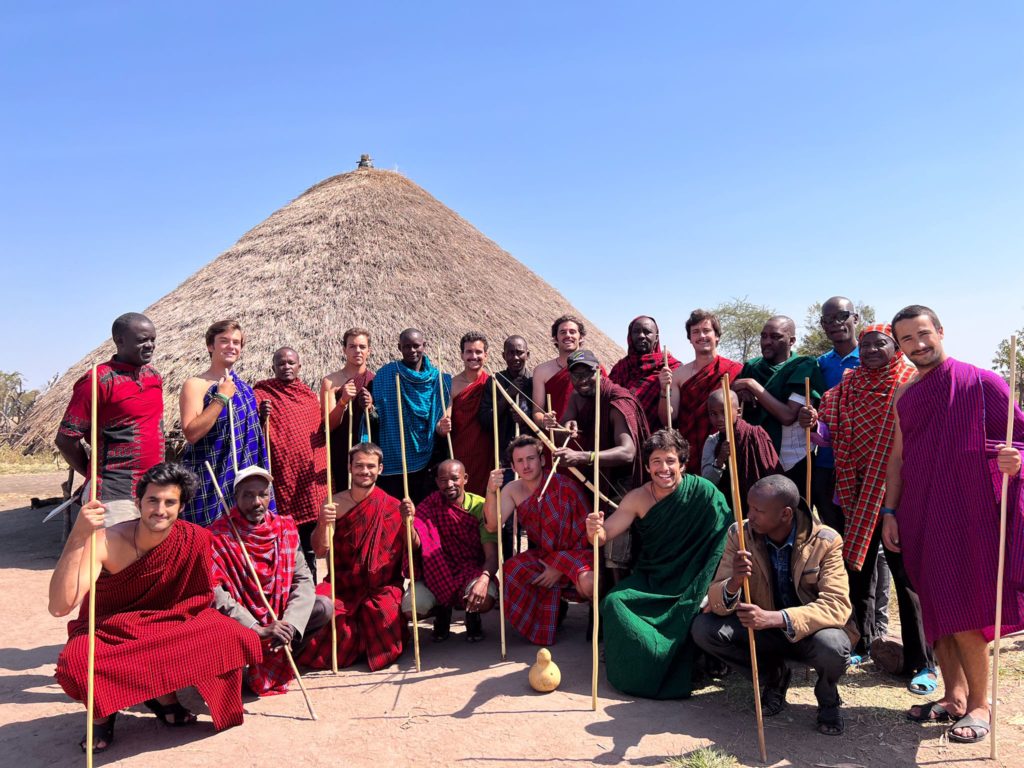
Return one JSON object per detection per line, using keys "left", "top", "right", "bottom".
{"left": 465, "top": 611, "right": 484, "bottom": 643}
{"left": 760, "top": 667, "right": 791, "bottom": 717}
{"left": 80, "top": 712, "right": 117, "bottom": 752}
{"left": 431, "top": 607, "right": 452, "bottom": 642}
{"left": 817, "top": 704, "right": 845, "bottom": 735}
{"left": 144, "top": 698, "right": 198, "bottom": 726}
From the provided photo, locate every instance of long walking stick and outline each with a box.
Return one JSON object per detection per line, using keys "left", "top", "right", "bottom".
{"left": 396, "top": 375, "right": 422, "bottom": 672}
{"left": 591, "top": 371, "right": 601, "bottom": 711}
{"left": 991, "top": 334, "right": 1018, "bottom": 761}
{"left": 347, "top": 402, "right": 354, "bottom": 489}
{"left": 203, "top": 463, "right": 317, "bottom": 720}
{"left": 438, "top": 374, "right": 454, "bottom": 460}
{"left": 513, "top": 422, "right": 520, "bottom": 553}
{"left": 538, "top": 435, "right": 573, "bottom": 497}
{"left": 264, "top": 411, "right": 272, "bottom": 476}
{"left": 492, "top": 377, "right": 619, "bottom": 510}
{"left": 546, "top": 394, "right": 555, "bottom": 445}
{"left": 491, "top": 378, "right": 508, "bottom": 660}
{"left": 722, "top": 375, "right": 768, "bottom": 763}
{"left": 228, "top": 400, "right": 239, "bottom": 475}
{"left": 85, "top": 364, "right": 98, "bottom": 768}
{"left": 803, "top": 377, "right": 812, "bottom": 507}
{"left": 664, "top": 348, "right": 673, "bottom": 428}
{"left": 365, "top": 405, "right": 372, "bottom": 443}
{"left": 323, "top": 397, "right": 338, "bottom": 673}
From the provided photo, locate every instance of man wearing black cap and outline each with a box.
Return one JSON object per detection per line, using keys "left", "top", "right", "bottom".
{"left": 558, "top": 350, "right": 650, "bottom": 577}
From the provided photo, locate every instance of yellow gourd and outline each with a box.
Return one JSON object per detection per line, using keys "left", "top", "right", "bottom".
{"left": 529, "top": 648, "right": 561, "bottom": 692}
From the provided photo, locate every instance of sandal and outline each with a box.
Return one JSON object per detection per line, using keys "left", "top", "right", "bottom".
{"left": 848, "top": 651, "right": 869, "bottom": 666}
{"left": 464, "top": 611, "right": 484, "bottom": 643}
{"left": 906, "top": 700, "right": 956, "bottom": 723}
{"left": 760, "top": 667, "right": 792, "bottom": 717}
{"left": 816, "top": 704, "right": 845, "bottom": 735}
{"left": 431, "top": 607, "right": 452, "bottom": 643}
{"left": 948, "top": 714, "right": 990, "bottom": 744}
{"left": 80, "top": 712, "right": 117, "bottom": 752}
{"left": 144, "top": 698, "right": 197, "bottom": 726}
{"left": 908, "top": 667, "right": 938, "bottom": 695}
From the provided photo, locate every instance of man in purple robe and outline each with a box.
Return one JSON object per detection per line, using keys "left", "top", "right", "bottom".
{"left": 883, "top": 305, "right": 1024, "bottom": 744}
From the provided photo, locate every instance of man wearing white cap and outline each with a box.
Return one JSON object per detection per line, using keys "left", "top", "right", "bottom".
{"left": 208, "top": 466, "right": 332, "bottom": 696}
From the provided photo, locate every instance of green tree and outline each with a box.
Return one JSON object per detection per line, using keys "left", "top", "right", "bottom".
{"left": 0, "top": 371, "right": 39, "bottom": 437}
{"left": 992, "top": 328, "right": 1024, "bottom": 407}
{"left": 796, "top": 301, "right": 877, "bottom": 357}
{"left": 713, "top": 297, "right": 775, "bottom": 362}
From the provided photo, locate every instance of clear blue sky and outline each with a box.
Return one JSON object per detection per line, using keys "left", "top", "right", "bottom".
{"left": 3, "top": 3, "right": 1021, "bottom": 389}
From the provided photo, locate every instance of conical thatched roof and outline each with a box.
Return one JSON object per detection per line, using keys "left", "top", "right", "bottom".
{"left": 18, "top": 164, "right": 624, "bottom": 453}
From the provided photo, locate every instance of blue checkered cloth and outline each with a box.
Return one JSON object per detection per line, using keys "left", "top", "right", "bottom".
{"left": 373, "top": 359, "right": 449, "bottom": 476}
{"left": 181, "top": 371, "right": 273, "bottom": 527}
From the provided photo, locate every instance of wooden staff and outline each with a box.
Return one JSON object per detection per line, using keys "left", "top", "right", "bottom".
{"left": 396, "top": 375, "right": 422, "bottom": 672}
{"left": 491, "top": 378, "right": 508, "bottom": 660}
{"left": 438, "top": 373, "right": 454, "bottom": 460}
{"left": 203, "top": 463, "right": 317, "bottom": 720}
{"left": 546, "top": 394, "right": 555, "bottom": 445}
{"left": 365, "top": 405, "right": 372, "bottom": 443}
{"left": 264, "top": 411, "right": 272, "bottom": 476}
{"left": 991, "top": 334, "right": 1018, "bottom": 761}
{"left": 539, "top": 435, "right": 573, "bottom": 497}
{"left": 663, "top": 347, "right": 673, "bottom": 428}
{"left": 228, "top": 400, "right": 239, "bottom": 474}
{"left": 803, "top": 377, "right": 812, "bottom": 507}
{"left": 491, "top": 377, "right": 619, "bottom": 510}
{"left": 721, "top": 374, "right": 768, "bottom": 763}
{"left": 86, "top": 364, "right": 98, "bottom": 768}
{"left": 591, "top": 371, "right": 601, "bottom": 711}
{"left": 346, "top": 401, "right": 354, "bottom": 489}
{"left": 323, "top": 396, "right": 338, "bottom": 674}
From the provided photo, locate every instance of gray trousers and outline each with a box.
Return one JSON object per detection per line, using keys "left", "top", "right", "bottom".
{"left": 691, "top": 612, "right": 850, "bottom": 708}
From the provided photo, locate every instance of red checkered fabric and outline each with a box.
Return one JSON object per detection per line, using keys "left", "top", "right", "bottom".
{"left": 209, "top": 507, "right": 300, "bottom": 695}
{"left": 608, "top": 319, "right": 681, "bottom": 430}
{"left": 409, "top": 491, "right": 486, "bottom": 609}
{"left": 505, "top": 474, "right": 592, "bottom": 645}
{"left": 450, "top": 372, "right": 492, "bottom": 496}
{"left": 675, "top": 355, "right": 743, "bottom": 473}
{"left": 55, "top": 522, "right": 262, "bottom": 728}
{"left": 296, "top": 486, "right": 404, "bottom": 670}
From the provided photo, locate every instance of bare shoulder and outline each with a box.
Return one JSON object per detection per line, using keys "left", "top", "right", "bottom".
{"left": 620, "top": 483, "right": 656, "bottom": 518}
{"left": 534, "top": 358, "right": 559, "bottom": 384}
{"left": 675, "top": 361, "right": 697, "bottom": 384}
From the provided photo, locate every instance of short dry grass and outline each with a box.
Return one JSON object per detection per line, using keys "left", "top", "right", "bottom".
{"left": 663, "top": 746, "right": 738, "bottom": 768}
{"left": 0, "top": 445, "right": 64, "bottom": 475}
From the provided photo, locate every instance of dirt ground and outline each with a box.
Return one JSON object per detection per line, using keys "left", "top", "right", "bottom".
{"left": 2, "top": 472, "right": 1022, "bottom": 768}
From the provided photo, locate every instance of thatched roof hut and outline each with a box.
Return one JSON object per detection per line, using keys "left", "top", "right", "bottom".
{"left": 17, "top": 161, "right": 624, "bottom": 453}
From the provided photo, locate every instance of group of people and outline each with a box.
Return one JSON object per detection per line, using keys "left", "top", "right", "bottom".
{"left": 48, "top": 299, "right": 1024, "bottom": 753}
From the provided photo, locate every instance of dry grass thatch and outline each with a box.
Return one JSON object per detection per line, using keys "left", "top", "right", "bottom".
{"left": 17, "top": 164, "right": 624, "bottom": 452}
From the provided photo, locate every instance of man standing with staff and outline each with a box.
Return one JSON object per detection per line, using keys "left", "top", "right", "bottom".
{"left": 56, "top": 312, "right": 164, "bottom": 526}
{"left": 883, "top": 305, "right": 1024, "bottom": 744}
{"left": 322, "top": 327, "right": 376, "bottom": 485}
{"left": 609, "top": 316, "right": 679, "bottom": 431}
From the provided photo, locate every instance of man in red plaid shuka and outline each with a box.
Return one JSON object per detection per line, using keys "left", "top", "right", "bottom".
{"left": 210, "top": 467, "right": 332, "bottom": 696}
{"left": 297, "top": 442, "right": 405, "bottom": 671}
{"left": 51, "top": 463, "right": 262, "bottom": 754}
{"left": 609, "top": 316, "right": 681, "bottom": 431}
{"left": 401, "top": 459, "right": 498, "bottom": 642}
{"left": 484, "top": 435, "right": 594, "bottom": 645}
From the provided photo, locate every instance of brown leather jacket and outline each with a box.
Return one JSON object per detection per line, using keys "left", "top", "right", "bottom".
{"left": 706, "top": 502, "right": 856, "bottom": 644}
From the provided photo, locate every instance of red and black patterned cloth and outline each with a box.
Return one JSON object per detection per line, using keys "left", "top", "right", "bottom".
{"left": 608, "top": 330, "right": 680, "bottom": 431}
{"left": 296, "top": 486, "right": 405, "bottom": 671}
{"left": 571, "top": 377, "right": 651, "bottom": 492}
{"left": 57, "top": 358, "right": 165, "bottom": 501}
{"left": 450, "top": 372, "right": 492, "bottom": 497}
{"left": 55, "top": 522, "right": 262, "bottom": 728}
{"left": 675, "top": 355, "right": 743, "bottom": 473}
{"left": 504, "top": 474, "right": 592, "bottom": 645}
{"left": 253, "top": 377, "right": 326, "bottom": 525}
{"left": 209, "top": 506, "right": 301, "bottom": 695}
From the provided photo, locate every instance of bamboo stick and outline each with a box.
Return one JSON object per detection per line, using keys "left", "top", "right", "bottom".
{"left": 664, "top": 347, "right": 673, "bottom": 428}
{"left": 513, "top": 422, "right": 520, "bottom": 553}
{"left": 991, "top": 334, "right": 1018, "bottom": 761}
{"left": 438, "top": 374, "right": 454, "bottom": 460}
{"left": 203, "top": 463, "right": 317, "bottom": 720}
{"left": 365, "top": 405, "right": 372, "bottom": 443}
{"left": 86, "top": 364, "right": 98, "bottom": 768}
{"left": 591, "top": 371, "right": 601, "bottom": 711}
{"left": 323, "top": 396, "right": 338, "bottom": 674}
{"left": 804, "top": 377, "right": 812, "bottom": 509}
{"left": 347, "top": 401, "right": 354, "bottom": 489}
{"left": 491, "top": 378, "right": 507, "bottom": 660}
{"left": 538, "top": 435, "right": 573, "bottom": 498}
{"left": 264, "top": 411, "right": 272, "bottom": 476}
{"left": 546, "top": 394, "right": 554, "bottom": 446}
{"left": 228, "top": 400, "right": 239, "bottom": 475}
{"left": 491, "top": 377, "right": 619, "bottom": 510}
{"left": 396, "top": 375, "right": 421, "bottom": 672}
{"left": 721, "top": 374, "right": 768, "bottom": 763}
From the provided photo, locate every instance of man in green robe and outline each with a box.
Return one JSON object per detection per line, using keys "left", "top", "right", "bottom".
{"left": 732, "top": 315, "right": 824, "bottom": 491}
{"left": 586, "top": 428, "right": 731, "bottom": 698}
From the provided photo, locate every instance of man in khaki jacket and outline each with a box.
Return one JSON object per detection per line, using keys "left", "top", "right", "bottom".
{"left": 691, "top": 474, "right": 853, "bottom": 735}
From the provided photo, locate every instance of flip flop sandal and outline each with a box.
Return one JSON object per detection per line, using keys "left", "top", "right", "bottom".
{"left": 144, "top": 699, "right": 197, "bottom": 726}
{"left": 948, "top": 714, "right": 990, "bottom": 744}
{"left": 906, "top": 700, "right": 954, "bottom": 723}
{"left": 848, "top": 651, "right": 870, "bottom": 666}
{"left": 80, "top": 712, "right": 117, "bottom": 752}
{"left": 908, "top": 667, "right": 938, "bottom": 695}
{"left": 816, "top": 705, "right": 845, "bottom": 736}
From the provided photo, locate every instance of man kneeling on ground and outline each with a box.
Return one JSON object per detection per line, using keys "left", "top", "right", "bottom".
{"left": 691, "top": 474, "right": 854, "bottom": 735}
